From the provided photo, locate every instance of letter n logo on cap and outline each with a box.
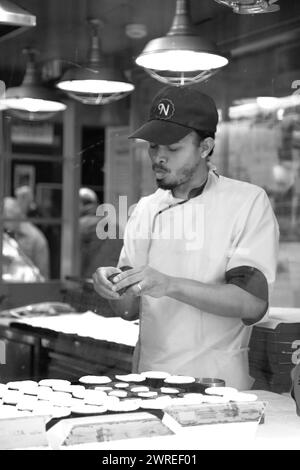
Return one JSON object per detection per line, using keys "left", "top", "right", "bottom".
{"left": 154, "top": 99, "right": 175, "bottom": 120}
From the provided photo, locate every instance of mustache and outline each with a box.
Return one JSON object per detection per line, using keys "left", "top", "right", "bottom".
{"left": 152, "top": 164, "right": 169, "bottom": 172}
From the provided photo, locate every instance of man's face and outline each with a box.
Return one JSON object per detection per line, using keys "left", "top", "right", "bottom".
{"left": 148, "top": 131, "right": 206, "bottom": 190}
{"left": 3, "top": 202, "right": 21, "bottom": 233}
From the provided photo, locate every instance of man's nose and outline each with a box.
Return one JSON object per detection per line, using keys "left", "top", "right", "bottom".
{"left": 153, "top": 146, "right": 167, "bottom": 163}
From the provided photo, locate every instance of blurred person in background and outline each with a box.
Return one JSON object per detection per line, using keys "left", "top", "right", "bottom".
{"left": 79, "top": 187, "right": 123, "bottom": 278}
{"left": 3, "top": 197, "right": 50, "bottom": 279}
{"left": 15, "top": 185, "right": 41, "bottom": 218}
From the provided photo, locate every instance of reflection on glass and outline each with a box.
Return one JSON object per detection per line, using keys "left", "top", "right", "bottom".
{"left": 214, "top": 93, "right": 300, "bottom": 306}
{"left": 2, "top": 232, "right": 44, "bottom": 282}
{"left": 223, "top": 93, "right": 300, "bottom": 241}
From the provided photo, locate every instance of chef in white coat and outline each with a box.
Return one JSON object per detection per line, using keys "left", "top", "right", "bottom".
{"left": 93, "top": 84, "right": 279, "bottom": 389}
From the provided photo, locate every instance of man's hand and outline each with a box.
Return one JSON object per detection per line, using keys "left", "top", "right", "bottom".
{"left": 93, "top": 266, "right": 122, "bottom": 299}
{"left": 111, "top": 265, "right": 170, "bottom": 298}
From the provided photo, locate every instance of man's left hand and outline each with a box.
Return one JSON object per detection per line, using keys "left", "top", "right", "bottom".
{"left": 111, "top": 265, "right": 171, "bottom": 298}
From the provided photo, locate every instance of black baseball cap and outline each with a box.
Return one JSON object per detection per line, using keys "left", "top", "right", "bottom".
{"left": 129, "top": 85, "right": 218, "bottom": 145}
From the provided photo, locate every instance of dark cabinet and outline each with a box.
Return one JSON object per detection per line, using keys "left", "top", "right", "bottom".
{"left": 0, "top": 321, "right": 133, "bottom": 382}
{"left": 0, "top": 325, "right": 40, "bottom": 381}
{"left": 42, "top": 335, "right": 133, "bottom": 380}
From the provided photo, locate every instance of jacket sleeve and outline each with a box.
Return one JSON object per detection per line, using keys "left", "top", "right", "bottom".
{"left": 226, "top": 189, "right": 280, "bottom": 296}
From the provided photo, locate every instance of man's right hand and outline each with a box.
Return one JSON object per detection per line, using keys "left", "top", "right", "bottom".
{"left": 93, "top": 266, "right": 122, "bottom": 299}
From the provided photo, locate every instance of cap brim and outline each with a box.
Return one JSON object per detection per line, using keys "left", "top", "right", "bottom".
{"left": 128, "top": 120, "right": 192, "bottom": 145}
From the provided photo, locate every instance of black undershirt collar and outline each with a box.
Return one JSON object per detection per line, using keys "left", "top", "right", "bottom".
{"left": 173, "top": 169, "right": 219, "bottom": 201}
{"left": 187, "top": 177, "right": 208, "bottom": 200}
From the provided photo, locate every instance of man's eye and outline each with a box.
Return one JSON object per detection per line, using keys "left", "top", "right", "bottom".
{"left": 168, "top": 146, "right": 179, "bottom": 152}
{"left": 149, "top": 143, "right": 158, "bottom": 150}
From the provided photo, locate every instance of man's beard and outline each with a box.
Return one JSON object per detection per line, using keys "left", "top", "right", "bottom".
{"left": 155, "top": 164, "right": 198, "bottom": 190}
{"left": 156, "top": 178, "right": 177, "bottom": 190}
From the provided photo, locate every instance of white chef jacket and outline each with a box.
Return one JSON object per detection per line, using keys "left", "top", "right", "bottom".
{"left": 118, "top": 170, "right": 279, "bottom": 389}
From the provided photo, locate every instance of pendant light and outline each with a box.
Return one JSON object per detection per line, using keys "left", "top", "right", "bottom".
{"left": 135, "top": 0, "right": 228, "bottom": 86}
{"left": 214, "top": 0, "right": 280, "bottom": 15}
{"left": 0, "top": 0, "right": 36, "bottom": 42}
{"left": 56, "top": 19, "right": 135, "bottom": 105}
{"left": 3, "top": 48, "right": 66, "bottom": 121}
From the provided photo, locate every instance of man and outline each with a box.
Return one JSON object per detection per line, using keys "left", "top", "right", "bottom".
{"left": 15, "top": 185, "right": 41, "bottom": 218}
{"left": 93, "top": 85, "right": 279, "bottom": 389}
{"left": 3, "top": 197, "right": 50, "bottom": 279}
{"left": 79, "top": 188, "right": 123, "bottom": 278}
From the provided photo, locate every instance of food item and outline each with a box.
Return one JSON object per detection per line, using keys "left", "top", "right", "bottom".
{"left": 84, "top": 390, "right": 107, "bottom": 406}
{"left": 107, "top": 399, "right": 141, "bottom": 413}
{"left": 94, "top": 386, "right": 113, "bottom": 392}
{"left": 182, "top": 393, "right": 204, "bottom": 404}
{"left": 115, "top": 374, "right": 145, "bottom": 383}
{"left": 205, "top": 386, "right": 238, "bottom": 396}
{"left": 79, "top": 375, "right": 112, "bottom": 385}
{"left": 0, "top": 404, "right": 25, "bottom": 418}
{"left": 141, "top": 371, "right": 170, "bottom": 379}
{"left": 71, "top": 385, "right": 86, "bottom": 399}
{"left": 108, "top": 266, "right": 133, "bottom": 295}
{"left": 114, "top": 382, "right": 129, "bottom": 389}
{"left": 141, "top": 371, "right": 170, "bottom": 388}
{"left": 228, "top": 392, "right": 258, "bottom": 403}
{"left": 39, "top": 379, "right": 71, "bottom": 388}
{"left": 70, "top": 398, "right": 86, "bottom": 407}
{"left": 0, "top": 384, "right": 7, "bottom": 398}
{"left": 140, "top": 397, "right": 172, "bottom": 409}
{"left": 31, "top": 403, "right": 55, "bottom": 416}
{"left": 51, "top": 407, "right": 72, "bottom": 419}
{"left": 163, "top": 375, "right": 196, "bottom": 392}
{"left": 164, "top": 375, "right": 195, "bottom": 385}
{"left": 51, "top": 392, "right": 73, "bottom": 407}
{"left": 105, "top": 396, "right": 120, "bottom": 405}
{"left": 17, "top": 396, "right": 38, "bottom": 411}
{"left": 37, "top": 387, "right": 53, "bottom": 401}
{"left": 7, "top": 380, "right": 38, "bottom": 390}
{"left": 51, "top": 383, "right": 72, "bottom": 393}
{"left": 160, "top": 387, "right": 180, "bottom": 395}
{"left": 130, "top": 386, "right": 150, "bottom": 393}
{"left": 137, "top": 391, "right": 158, "bottom": 398}
{"left": 6, "top": 381, "right": 22, "bottom": 390}
{"left": 108, "top": 390, "right": 128, "bottom": 398}
{"left": 22, "top": 385, "right": 39, "bottom": 396}
{"left": 71, "top": 404, "right": 107, "bottom": 415}
{"left": 2, "top": 390, "right": 22, "bottom": 405}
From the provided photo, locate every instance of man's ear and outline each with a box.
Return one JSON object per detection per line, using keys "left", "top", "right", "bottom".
{"left": 200, "top": 137, "right": 215, "bottom": 159}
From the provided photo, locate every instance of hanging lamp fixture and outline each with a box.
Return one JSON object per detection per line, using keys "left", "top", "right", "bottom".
{"left": 2, "top": 48, "right": 66, "bottom": 121}
{"left": 56, "top": 18, "right": 135, "bottom": 105}
{"left": 135, "top": 0, "right": 228, "bottom": 86}
{"left": 0, "top": 0, "right": 36, "bottom": 42}
{"left": 214, "top": 0, "right": 280, "bottom": 15}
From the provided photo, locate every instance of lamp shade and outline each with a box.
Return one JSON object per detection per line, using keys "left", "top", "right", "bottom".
{"left": 135, "top": 0, "right": 228, "bottom": 85}
{"left": 0, "top": 0, "right": 36, "bottom": 42}
{"left": 3, "top": 49, "right": 66, "bottom": 121}
{"left": 214, "top": 0, "right": 280, "bottom": 15}
{"left": 56, "top": 19, "right": 134, "bottom": 105}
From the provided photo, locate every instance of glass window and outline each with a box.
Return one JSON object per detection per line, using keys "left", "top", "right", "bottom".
{"left": 0, "top": 118, "right": 63, "bottom": 282}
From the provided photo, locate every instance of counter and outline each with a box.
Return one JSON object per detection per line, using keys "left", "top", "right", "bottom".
{"left": 47, "top": 390, "right": 299, "bottom": 450}
{"left": 1, "top": 390, "right": 298, "bottom": 450}
{"left": 0, "top": 313, "right": 138, "bottom": 381}
{"left": 253, "top": 390, "right": 300, "bottom": 449}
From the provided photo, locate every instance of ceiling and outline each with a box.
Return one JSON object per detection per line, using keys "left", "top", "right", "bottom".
{"left": 0, "top": 1, "right": 300, "bottom": 95}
